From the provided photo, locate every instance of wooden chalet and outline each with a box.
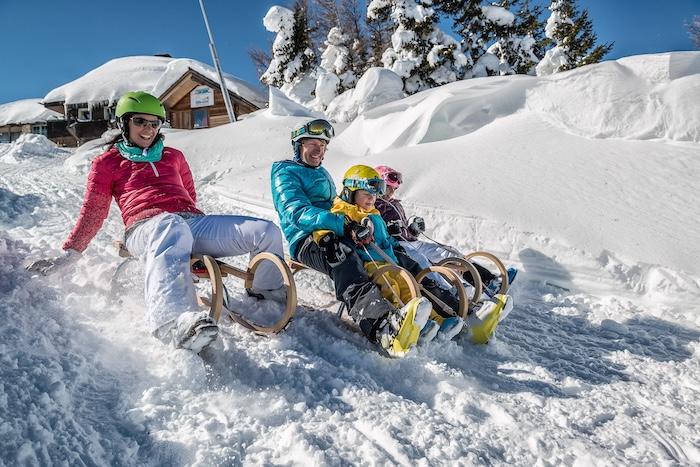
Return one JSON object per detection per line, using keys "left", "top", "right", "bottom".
{"left": 159, "top": 68, "right": 261, "bottom": 130}
{"left": 41, "top": 66, "right": 263, "bottom": 146}
{"left": 0, "top": 123, "right": 35, "bottom": 144}
{"left": 0, "top": 102, "right": 65, "bottom": 145}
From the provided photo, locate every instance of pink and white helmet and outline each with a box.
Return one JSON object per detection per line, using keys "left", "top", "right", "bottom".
{"left": 375, "top": 165, "right": 403, "bottom": 188}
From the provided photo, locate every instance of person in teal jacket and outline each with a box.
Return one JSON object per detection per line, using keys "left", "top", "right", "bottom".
{"left": 270, "top": 119, "right": 431, "bottom": 357}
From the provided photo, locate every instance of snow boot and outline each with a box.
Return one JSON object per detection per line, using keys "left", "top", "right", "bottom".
{"left": 157, "top": 310, "right": 218, "bottom": 354}
{"left": 437, "top": 316, "right": 465, "bottom": 341}
{"left": 377, "top": 297, "right": 431, "bottom": 358}
{"left": 418, "top": 319, "right": 440, "bottom": 345}
{"left": 464, "top": 294, "right": 512, "bottom": 344}
{"left": 485, "top": 268, "right": 518, "bottom": 297}
{"left": 246, "top": 285, "right": 287, "bottom": 304}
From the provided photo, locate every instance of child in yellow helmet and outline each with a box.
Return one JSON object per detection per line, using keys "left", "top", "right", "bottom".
{"left": 314, "top": 165, "right": 466, "bottom": 344}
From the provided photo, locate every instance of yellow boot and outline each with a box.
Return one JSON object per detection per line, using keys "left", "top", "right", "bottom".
{"left": 466, "top": 294, "right": 512, "bottom": 344}
{"left": 378, "top": 297, "right": 432, "bottom": 357}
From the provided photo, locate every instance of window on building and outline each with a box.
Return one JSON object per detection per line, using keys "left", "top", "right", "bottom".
{"left": 32, "top": 125, "right": 48, "bottom": 136}
{"left": 193, "top": 109, "right": 209, "bottom": 129}
{"left": 77, "top": 108, "right": 91, "bottom": 121}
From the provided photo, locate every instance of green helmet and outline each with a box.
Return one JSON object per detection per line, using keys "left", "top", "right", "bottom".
{"left": 115, "top": 91, "right": 166, "bottom": 120}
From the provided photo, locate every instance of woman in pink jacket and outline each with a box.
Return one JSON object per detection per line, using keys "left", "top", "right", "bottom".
{"left": 28, "top": 92, "right": 285, "bottom": 353}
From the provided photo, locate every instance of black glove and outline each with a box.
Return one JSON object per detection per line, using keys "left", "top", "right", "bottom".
{"left": 408, "top": 217, "right": 425, "bottom": 236}
{"left": 386, "top": 220, "right": 402, "bottom": 238}
{"left": 318, "top": 233, "right": 352, "bottom": 267}
{"left": 343, "top": 220, "right": 373, "bottom": 246}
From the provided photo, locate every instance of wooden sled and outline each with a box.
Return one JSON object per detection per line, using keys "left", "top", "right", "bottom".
{"left": 113, "top": 242, "right": 297, "bottom": 334}
{"left": 414, "top": 265, "right": 475, "bottom": 319}
{"left": 286, "top": 256, "right": 421, "bottom": 318}
{"left": 428, "top": 250, "right": 509, "bottom": 315}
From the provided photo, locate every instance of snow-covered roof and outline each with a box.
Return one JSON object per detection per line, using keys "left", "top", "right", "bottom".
{"left": 152, "top": 58, "right": 268, "bottom": 108}
{"left": 42, "top": 55, "right": 268, "bottom": 108}
{"left": 0, "top": 99, "right": 63, "bottom": 126}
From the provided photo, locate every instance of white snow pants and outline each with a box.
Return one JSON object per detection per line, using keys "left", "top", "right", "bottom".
{"left": 125, "top": 213, "right": 285, "bottom": 333}
{"left": 399, "top": 239, "right": 460, "bottom": 289}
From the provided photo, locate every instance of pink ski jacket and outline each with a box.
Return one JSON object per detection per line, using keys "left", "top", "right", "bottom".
{"left": 63, "top": 146, "right": 204, "bottom": 253}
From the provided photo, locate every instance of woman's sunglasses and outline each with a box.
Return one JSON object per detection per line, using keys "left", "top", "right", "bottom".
{"left": 130, "top": 117, "right": 162, "bottom": 130}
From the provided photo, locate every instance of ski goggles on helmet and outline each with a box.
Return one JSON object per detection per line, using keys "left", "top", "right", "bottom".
{"left": 343, "top": 177, "right": 387, "bottom": 195}
{"left": 291, "top": 119, "right": 335, "bottom": 141}
{"left": 385, "top": 171, "right": 402, "bottom": 187}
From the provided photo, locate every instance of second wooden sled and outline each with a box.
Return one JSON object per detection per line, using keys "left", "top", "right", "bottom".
{"left": 286, "top": 257, "right": 421, "bottom": 318}
{"left": 191, "top": 252, "right": 298, "bottom": 334}
{"left": 435, "top": 251, "right": 510, "bottom": 295}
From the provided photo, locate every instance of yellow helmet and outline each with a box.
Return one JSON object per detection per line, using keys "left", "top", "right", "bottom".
{"left": 341, "top": 165, "right": 386, "bottom": 202}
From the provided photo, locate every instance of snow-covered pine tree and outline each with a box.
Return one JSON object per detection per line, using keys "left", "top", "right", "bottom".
{"left": 314, "top": 25, "right": 357, "bottom": 108}
{"left": 432, "top": 0, "right": 486, "bottom": 78}
{"left": 485, "top": 0, "right": 544, "bottom": 75}
{"left": 368, "top": 0, "right": 467, "bottom": 94}
{"left": 313, "top": 0, "right": 370, "bottom": 84}
{"left": 513, "top": 0, "right": 547, "bottom": 72}
{"left": 366, "top": 0, "right": 394, "bottom": 68}
{"left": 261, "top": 2, "right": 317, "bottom": 89}
{"left": 482, "top": 2, "right": 519, "bottom": 75}
{"left": 320, "top": 26, "right": 357, "bottom": 91}
{"left": 536, "top": 0, "right": 612, "bottom": 75}
{"left": 687, "top": 15, "right": 700, "bottom": 49}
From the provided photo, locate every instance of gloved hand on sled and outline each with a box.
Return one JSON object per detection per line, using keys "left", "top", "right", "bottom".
{"left": 26, "top": 248, "right": 82, "bottom": 276}
{"left": 408, "top": 217, "right": 425, "bottom": 236}
{"left": 318, "top": 233, "right": 353, "bottom": 267}
{"left": 343, "top": 220, "right": 373, "bottom": 246}
{"left": 386, "top": 220, "right": 403, "bottom": 238}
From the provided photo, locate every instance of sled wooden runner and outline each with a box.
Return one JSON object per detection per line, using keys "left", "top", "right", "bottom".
{"left": 113, "top": 242, "right": 297, "bottom": 334}
{"left": 191, "top": 252, "right": 297, "bottom": 334}
{"left": 463, "top": 251, "right": 510, "bottom": 294}
{"left": 415, "top": 265, "right": 473, "bottom": 318}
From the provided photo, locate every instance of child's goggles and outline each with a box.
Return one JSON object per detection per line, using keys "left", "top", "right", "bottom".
{"left": 291, "top": 119, "right": 335, "bottom": 140}
{"left": 385, "top": 171, "right": 402, "bottom": 186}
{"left": 343, "top": 178, "right": 387, "bottom": 195}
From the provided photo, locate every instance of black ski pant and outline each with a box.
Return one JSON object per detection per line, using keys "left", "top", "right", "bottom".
{"left": 462, "top": 262, "right": 496, "bottom": 288}
{"left": 295, "top": 235, "right": 394, "bottom": 340}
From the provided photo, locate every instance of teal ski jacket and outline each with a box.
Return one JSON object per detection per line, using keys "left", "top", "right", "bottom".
{"left": 271, "top": 159, "right": 346, "bottom": 259}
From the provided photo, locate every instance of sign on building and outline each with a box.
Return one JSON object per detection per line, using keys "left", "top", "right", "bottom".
{"left": 191, "top": 86, "right": 214, "bottom": 108}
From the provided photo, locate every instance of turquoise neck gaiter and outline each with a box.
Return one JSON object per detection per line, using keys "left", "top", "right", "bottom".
{"left": 117, "top": 139, "right": 164, "bottom": 162}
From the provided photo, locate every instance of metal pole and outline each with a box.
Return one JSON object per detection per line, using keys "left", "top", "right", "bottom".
{"left": 199, "top": 0, "right": 236, "bottom": 123}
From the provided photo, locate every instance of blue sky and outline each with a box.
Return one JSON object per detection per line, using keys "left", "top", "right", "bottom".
{"left": 0, "top": 0, "right": 697, "bottom": 105}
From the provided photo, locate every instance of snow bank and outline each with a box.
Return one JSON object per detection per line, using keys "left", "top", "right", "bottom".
{"left": 0, "top": 134, "right": 72, "bottom": 164}
{"left": 526, "top": 52, "right": 700, "bottom": 142}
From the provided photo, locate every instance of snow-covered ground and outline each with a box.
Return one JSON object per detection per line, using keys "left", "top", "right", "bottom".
{"left": 1, "top": 52, "right": 699, "bottom": 466}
